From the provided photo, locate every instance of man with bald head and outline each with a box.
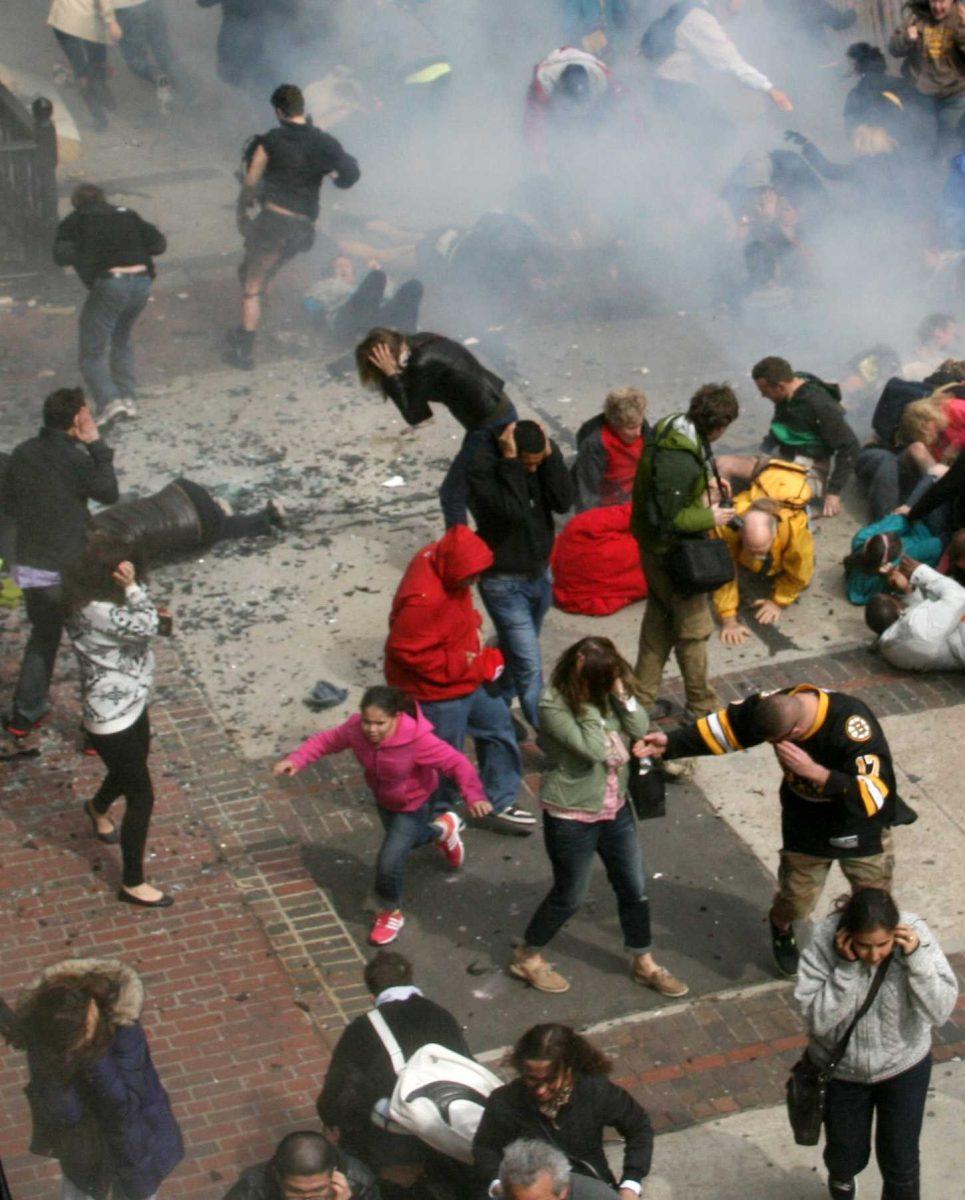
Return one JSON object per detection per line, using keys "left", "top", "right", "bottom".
{"left": 714, "top": 498, "right": 814, "bottom": 644}
{"left": 638, "top": 685, "right": 915, "bottom": 977}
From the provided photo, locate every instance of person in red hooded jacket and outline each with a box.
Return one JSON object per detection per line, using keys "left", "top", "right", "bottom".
{"left": 384, "top": 525, "right": 534, "bottom": 836}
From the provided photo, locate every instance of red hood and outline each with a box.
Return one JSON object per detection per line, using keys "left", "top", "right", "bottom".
{"left": 400, "top": 525, "right": 492, "bottom": 596}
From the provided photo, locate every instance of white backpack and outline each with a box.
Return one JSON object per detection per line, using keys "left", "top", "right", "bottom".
{"left": 367, "top": 1008, "right": 502, "bottom": 1163}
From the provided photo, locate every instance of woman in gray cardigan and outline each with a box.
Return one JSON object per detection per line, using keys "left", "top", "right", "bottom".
{"left": 795, "top": 887, "right": 958, "bottom": 1200}
{"left": 509, "top": 636, "right": 687, "bottom": 999}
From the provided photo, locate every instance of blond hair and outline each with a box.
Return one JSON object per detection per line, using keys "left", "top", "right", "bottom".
{"left": 851, "top": 124, "right": 897, "bottom": 157}
{"left": 899, "top": 394, "right": 948, "bottom": 446}
{"left": 603, "top": 387, "right": 647, "bottom": 428}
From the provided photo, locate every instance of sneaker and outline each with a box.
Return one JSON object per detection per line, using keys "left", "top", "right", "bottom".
{"left": 828, "top": 1180, "right": 856, "bottom": 1199}
{"left": 118, "top": 397, "right": 138, "bottom": 417}
{"left": 369, "top": 909, "right": 404, "bottom": 946}
{"left": 770, "top": 917, "right": 800, "bottom": 978}
{"left": 632, "top": 961, "right": 690, "bottom": 998}
{"left": 473, "top": 804, "right": 536, "bottom": 836}
{"left": 433, "top": 811, "right": 465, "bottom": 870}
{"left": 509, "top": 947, "right": 570, "bottom": 994}
{"left": 98, "top": 398, "right": 132, "bottom": 426}
{"left": 224, "top": 327, "right": 255, "bottom": 370}
{"left": 267, "top": 498, "right": 287, "bottom": 529}
{"left": 1, "top": 721, "right": 41, "bottom": 758}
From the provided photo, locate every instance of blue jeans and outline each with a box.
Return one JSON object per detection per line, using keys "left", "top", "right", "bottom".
{"left": 478, "top": 571, "right": 552, "bottom": 730}
{"left": 422, "top": 687, "right": 522, "bottom": 816}
{"left": 79, "top": 275, "right": 152, "bottom": 408}
{"left": 115, "top": 0, "right": 175, "bottom": 83}
{"left": 439, "top": 402, "right": 518, "bottom": 528}
{"left": 524, "top": 804, "right": 652, "bottom": 953}
{"left": 375, "top": 805, "right": 442, "bottom": 908}
{"left": 824, "top": 1053, "right": 931, "bottom": 1198}
{"left": 12, "top": 585, "right": 65, "bottom": 727}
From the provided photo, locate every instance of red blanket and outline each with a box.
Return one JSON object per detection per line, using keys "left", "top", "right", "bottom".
{"left": 551, "top": 503, "right": 647, "bottom": 616}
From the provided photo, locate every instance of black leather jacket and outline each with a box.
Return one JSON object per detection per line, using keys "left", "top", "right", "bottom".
{"left": 92, "top": 480, "right": 206, "bottom": 562}
{"left": 381, "top": 334, "right": 512, "bottom": 431}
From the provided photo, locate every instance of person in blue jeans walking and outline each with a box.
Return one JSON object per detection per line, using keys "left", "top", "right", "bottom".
{"left": 53, "top": 183, "right": 166, "bottom": 425}
{"left": 356, "top": 328, "right": 518, "bottom": 527}
{"left": 509, "top": 638, "right": 688, "bottom": 999}
{"left": 467, "top": 420, "right": 573, "bottom": 731}
{"left": 795, "top": 886, "right": 958, "bottom": 1200}
{"left": 384, "top": 523, "right": 535, "bottom": 835}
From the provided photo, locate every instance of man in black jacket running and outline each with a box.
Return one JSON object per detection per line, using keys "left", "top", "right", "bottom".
{"left": 228, "top": 83, "right": 360, "bottom": 370}
{"left": 2, "top": 388, "right": 119, "bottom": 751}
{"left": 357, "top": 328, "right": 518, "bottom": 526}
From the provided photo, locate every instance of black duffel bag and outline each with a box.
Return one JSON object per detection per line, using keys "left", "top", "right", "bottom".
{"left": 666, "top": 535, "right": 734, "bottom": 596}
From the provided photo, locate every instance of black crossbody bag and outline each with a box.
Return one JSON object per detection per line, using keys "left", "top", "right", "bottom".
{"left": 786, "top": 956, "right": 890, "bottom": 1146}
{"left": 663, "top": 438, "right": 735, "bottom": 596}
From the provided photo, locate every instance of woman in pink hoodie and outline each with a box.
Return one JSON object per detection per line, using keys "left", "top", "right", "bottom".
{"left": 274, "top": 686, "right": 490, "bottom": 945}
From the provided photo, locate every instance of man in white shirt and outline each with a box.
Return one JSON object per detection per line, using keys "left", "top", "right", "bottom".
{"left": 650, "top": 0, "right": 793, "bottom": 114}
{"left": 866, "top": 553, "right": 965, "bottom": 670}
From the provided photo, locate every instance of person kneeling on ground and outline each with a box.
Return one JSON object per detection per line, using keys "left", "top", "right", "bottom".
{"left": 714, "top": 461, "right": 815, "bottom": 644}
{"left": 473, "top": 1024, "right": 653, "bottom": 1200}
{"left": 223, "top": 1129, "right": 378, "bottom": 1200}
{"left": 572, "top": 387, "right": 649, "bottom": 513}
{"left": 383, "top": 524, "right": 533, "bottom": 835}
{"left": 316, "top": 950, "right": 474, "bottom": 1200}
{"left": 865, "top": 550, "right": 965, "bottom": 670}
{"left": 496, "top": 1138, "right": 619, "bottom": 1199}
{"left": 91, "top": 477, "right": 285, "bottom": 562}
{"left": 273, "top": 686, "right": 488, "bottom": 946}
{"left": 748, "top": 356, "right": 860, "bottom": 517}
{"left": 356, "top": 327, "right": 517, "bottom": 527}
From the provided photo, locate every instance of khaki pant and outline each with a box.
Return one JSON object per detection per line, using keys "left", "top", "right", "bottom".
{"left": 635, "top": 547, "right": 719, "bottom": 716}
{"left": 770, "top": 828, "right": 895, "bottom": 927}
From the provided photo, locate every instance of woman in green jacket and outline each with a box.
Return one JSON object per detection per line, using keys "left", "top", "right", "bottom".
{"left": 509, "top": 637, "right": 688, "bottom": 998}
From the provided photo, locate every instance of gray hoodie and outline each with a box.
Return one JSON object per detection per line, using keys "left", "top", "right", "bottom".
{"left": 795, "top": 911, "right": 958, "bottom": 1084}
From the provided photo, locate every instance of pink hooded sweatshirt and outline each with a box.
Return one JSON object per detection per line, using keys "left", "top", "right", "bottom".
{"left": 288, "top": 706, "right": 486, "bottom": 813}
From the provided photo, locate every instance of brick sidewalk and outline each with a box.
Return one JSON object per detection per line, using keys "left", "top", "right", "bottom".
{"left": 1, "top": 615, "right": 963, "bottom": 1198}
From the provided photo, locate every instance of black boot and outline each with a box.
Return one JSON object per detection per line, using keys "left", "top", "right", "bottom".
{"left": 224, "top": 327, "right": 255, "bottom": 370}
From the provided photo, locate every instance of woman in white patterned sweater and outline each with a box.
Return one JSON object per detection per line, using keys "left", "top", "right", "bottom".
{"left": 65, "top": 535, "right": 172, "bottom": 908}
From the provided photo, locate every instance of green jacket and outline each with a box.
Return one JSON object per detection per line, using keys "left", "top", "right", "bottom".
{"left": 537, "top": 686, "right": 650, "bottom": 813}
{"left": 630, "top": 413, "right": 714, "bottom": 555}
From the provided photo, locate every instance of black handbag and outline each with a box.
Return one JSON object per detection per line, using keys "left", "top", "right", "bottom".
{"left": 628, "top": 757, "right": 666, "bottom": 820}
{"left": 786, "top": 956, "right": 890, "bottom": 1146}
{"left": 663, "top": 440, "right": 735, "bottom": 596}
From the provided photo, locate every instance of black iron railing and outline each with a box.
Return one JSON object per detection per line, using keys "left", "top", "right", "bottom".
{"left": 0, "top": 82, "right": 58, "bottom": 274}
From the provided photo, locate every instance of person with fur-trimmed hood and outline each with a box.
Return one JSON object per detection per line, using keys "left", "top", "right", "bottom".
{"left": 8, "top": 957, "right": 183, "bottom": 1200}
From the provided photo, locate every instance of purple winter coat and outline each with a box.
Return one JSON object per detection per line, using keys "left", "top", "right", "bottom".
{"left": 22, "top": 959, "right": 183, "bottom": 1200}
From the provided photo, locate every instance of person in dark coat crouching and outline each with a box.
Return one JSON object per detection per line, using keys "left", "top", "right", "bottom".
{"left": 9, "top": 957, "right": 183, "bottom": 1200}
{"left": 223, "top": 1131, "right": 379, "bottom": 1200}
{"left": 473, "top": 1023, "right": 653, "bottom": 1199}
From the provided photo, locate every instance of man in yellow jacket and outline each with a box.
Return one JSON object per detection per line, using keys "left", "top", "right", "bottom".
{"left": 715, "top": 497, "right": 814, "bottom": 645}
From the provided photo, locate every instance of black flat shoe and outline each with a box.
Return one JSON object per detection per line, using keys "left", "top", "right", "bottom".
{"left": 117, "top": 889, "right": 174, "bottom": 908}
{"left": 84, "top": 801, "right": 120, "bottom": 844}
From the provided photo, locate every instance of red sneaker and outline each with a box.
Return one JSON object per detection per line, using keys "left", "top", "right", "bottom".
{"left": 433, "top": 811, "right": 465, "bottom": 870}
{"left": 369, "top": 909, "right": 404, "bottom": 946}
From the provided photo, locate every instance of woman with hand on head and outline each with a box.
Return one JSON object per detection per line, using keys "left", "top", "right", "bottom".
{"left": 509, "top": 636, "right": 687, "bottom": 998}
{"left": 64, "top": 534, "right": 172, "bottom": 908}
{"left": 274, "top": 685, "right": 490, "bottom": 947}
{"left": 795, "top": 887, "right": 958, "bottom": 1200}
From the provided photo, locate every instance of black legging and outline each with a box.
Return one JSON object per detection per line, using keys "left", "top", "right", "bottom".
{"left": 88, "top": 708, "right": 155, "bottom": 888}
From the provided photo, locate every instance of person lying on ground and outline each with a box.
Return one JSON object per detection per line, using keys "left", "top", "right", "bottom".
{"left": 306, "top": 255, "right": 423, "bottom": 352}
{"left": 89, "top": 477, "right": 285, "bottom": 563}
{"left": 865, "top": 551, "right": 965, "bottom": 670}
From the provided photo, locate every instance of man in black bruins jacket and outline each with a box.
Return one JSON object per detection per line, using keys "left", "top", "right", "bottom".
{"left": 638, "top": 685, "right": 915, "bottom": 977}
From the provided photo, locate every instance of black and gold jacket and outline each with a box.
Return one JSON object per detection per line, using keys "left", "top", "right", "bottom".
{"left": 665, "top": 685, "right": 916, "bottom": 858}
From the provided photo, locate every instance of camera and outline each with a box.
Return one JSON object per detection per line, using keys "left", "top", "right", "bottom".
{"left": 726, "top": 515, "right": 745, "bottom": 532}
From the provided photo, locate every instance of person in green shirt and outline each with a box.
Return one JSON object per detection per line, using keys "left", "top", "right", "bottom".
{"left": 630, "top": 383, "right": 739, "bottom": 719}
